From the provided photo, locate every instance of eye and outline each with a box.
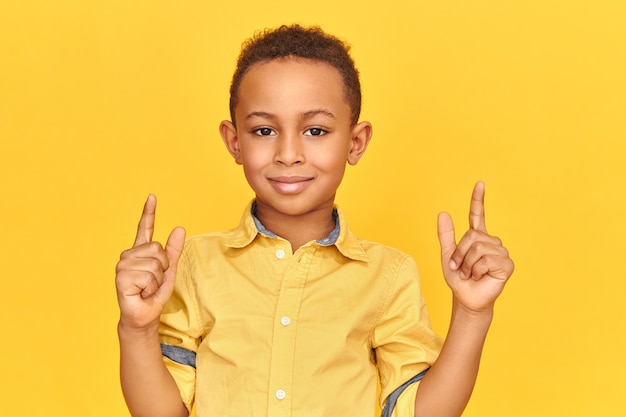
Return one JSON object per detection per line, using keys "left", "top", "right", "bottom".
{"left": 304, "top": 127, "right": 327, "bottom": 137}
{"left": 253, "top": 127, "right": 276, "bottom": 136}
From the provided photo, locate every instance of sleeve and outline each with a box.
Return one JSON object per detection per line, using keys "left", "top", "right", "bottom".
{"left": 388, "top": 382, "right": 420, "bottom": 417}
{"left": 158, "top": 245, "right": 205, "bottom": 412}
{"left": 372, "top": 255, "right": 443, "bottom": 415}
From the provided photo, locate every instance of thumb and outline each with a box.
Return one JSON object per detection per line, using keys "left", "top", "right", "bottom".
{"left": 165, "top": 227, "right": 186, "bottom": 273}
{"left": 437, "top": 212, "right": 457, "bottom": 269}
{"left": 155, "top": 227, "right": 186, "bottom": 302}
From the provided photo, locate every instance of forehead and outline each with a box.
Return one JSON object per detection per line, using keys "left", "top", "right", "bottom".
{"left": 236, "top": 58, "right": 351, "bottom": 121}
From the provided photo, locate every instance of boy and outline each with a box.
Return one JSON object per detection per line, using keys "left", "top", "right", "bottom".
{"left": 115, "top": 25, "right": 514, "bottom": 417}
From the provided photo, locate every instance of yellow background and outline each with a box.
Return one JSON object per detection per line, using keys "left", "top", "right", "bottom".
{"left": 1, "top": 0, "right": 625, "bottom": 415}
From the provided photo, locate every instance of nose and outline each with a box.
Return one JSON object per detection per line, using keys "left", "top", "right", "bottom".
{"left": 274, "top": 133, "right": 304, "bottom": 166}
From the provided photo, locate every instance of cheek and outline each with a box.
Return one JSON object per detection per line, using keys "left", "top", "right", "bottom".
{"left": 318, "top": 155, "right": 348, "bottom": 183}
{"left": 238, "top": 151, "right": 261, "bottom": 182}
{"left": 241, "top": 157, "right": 262, "bottom": 179}
{"left": 239, "top": 146, "right": 268, "bottom": 170}
{"left": 242, "top": 163, "right": 265, "bottom": 195}
{"left": 315, "top": 143, "right": 350, "bottom": 172}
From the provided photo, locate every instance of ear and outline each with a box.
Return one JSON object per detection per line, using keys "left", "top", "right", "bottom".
{"left": 219, "top": 120, "right": 243, "bottom": 164}
{"left": 347, "top": 121, "right": 373, "bottom": 166}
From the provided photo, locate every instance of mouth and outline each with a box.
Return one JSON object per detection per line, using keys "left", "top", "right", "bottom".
{"left": 268, "top": 176, "right": 314, "bottom": 194}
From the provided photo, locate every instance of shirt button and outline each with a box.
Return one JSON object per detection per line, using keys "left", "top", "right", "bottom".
{"left": 280, "top": 316, "right": 291, "bottom": 326}
{"left": 275, "top": 249, "right": 286, "bottom": 259}
{"left": 276, "top": 389, "right": 286, "bottom": 400}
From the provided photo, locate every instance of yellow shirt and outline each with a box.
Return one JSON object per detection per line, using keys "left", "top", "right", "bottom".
{"left": 159, "top": 203, "right": 442, "bottom": 417}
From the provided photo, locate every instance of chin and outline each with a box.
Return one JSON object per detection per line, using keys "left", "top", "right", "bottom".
{"left": 258, "top": 196, "right": 333, "bottom": 217}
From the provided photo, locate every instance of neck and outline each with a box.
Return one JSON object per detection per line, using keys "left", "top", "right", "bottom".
{"left": 254, "top": 202, "right": 336, "bottom": 252}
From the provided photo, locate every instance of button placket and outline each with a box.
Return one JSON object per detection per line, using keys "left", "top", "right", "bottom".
{"left": 266, "top": 247, "right": 312, "bottom": 415}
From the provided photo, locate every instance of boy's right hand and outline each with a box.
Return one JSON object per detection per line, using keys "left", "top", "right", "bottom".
{"left": 115, "top": 195, "right": 186, "bottom": 331}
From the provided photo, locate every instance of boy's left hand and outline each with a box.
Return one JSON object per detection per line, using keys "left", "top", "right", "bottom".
{"left": 437, "top": 182, "right": 514, "bottom": 313}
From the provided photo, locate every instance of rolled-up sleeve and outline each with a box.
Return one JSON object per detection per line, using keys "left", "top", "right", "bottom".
{"left": 372, "top": 255, "right": 443, "bottom": 414}
{"left": 159, "top": 246, "right": 204, "bottom": 412}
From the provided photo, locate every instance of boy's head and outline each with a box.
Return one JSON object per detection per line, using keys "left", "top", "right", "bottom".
{"left": 220, "top": 25, "right": 372, "bottom": 224}
{"left": 229, "top": 24, "right": 362, "bottom": 126}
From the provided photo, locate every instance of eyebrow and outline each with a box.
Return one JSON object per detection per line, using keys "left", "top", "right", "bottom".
{"left": 245, "top": 108, "right": 336, "bottom": 121}
{"left": 301, "top": 109, "right": 336, "bottom": 120}
{"left": 245, "top": 111, "right": 276, "bottom": 121}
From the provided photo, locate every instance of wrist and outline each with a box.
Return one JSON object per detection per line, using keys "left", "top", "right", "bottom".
{"left": 451, "top": 298, "right": 494, "bottom": 328}
{"left": 118, "top": 319, "right": 160, "bottom": 341}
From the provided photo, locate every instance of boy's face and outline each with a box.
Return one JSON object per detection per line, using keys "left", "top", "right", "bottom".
{"left": 220, "top": 57, "right": 371, "bottom": 219}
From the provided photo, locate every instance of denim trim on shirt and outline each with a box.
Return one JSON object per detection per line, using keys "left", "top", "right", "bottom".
{"left": 250, "top": 202, "right": 340, "bottom": 245}
{"left": 161, "top": 344, "right": 197, "bottom": 369}
{"left": 250, "top": 202, "right": 276, "bottom": 238}
{"left": 316, "top": 209, "right": 340, "bottom": 246}
{"left": 380, "top": 368, "right": 430, "bottom": 417}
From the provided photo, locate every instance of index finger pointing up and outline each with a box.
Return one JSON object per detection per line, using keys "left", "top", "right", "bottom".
{"left": 469, "top": 181, "right": 487, "bottom": 232}
{"left": 134, "top": 194, "right": 156, "bottom": 247}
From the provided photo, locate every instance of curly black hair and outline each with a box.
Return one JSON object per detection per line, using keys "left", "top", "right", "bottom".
{"left": 229, "top": 25, "right": 361, "bottom": 125}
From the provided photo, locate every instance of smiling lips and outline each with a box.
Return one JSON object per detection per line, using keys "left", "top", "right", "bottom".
{"left": 268, "top": 176, "right": 314, "bottom": 194}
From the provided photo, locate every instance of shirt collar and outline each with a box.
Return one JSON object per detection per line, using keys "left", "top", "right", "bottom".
{"left": 226, "top": 200, "right": 369, "bottom": 262}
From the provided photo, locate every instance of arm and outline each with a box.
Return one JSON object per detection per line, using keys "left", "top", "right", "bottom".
{"left": 115, "top": 195, "right": 188, "bottom": 417}
{"left": 118, "top": 323, "right": 188, "bottom": 417}
{"left": 414, "top": 182, "right": 514, "bottom": 417}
